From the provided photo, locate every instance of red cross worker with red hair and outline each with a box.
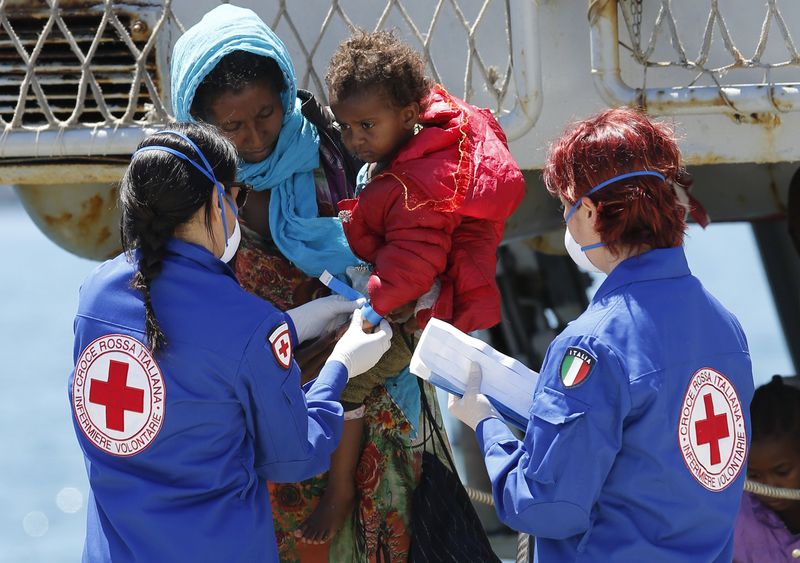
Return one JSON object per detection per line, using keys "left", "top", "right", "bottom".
{"left": 449, "top": 107, "right": 754, "bottom": 562}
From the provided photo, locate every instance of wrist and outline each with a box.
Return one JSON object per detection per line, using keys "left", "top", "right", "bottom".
{"left": 286, "top": 309, "right": 310, "bottom": 343}
{"left": 325, "top": 354, "right": 352, "bottom": 378}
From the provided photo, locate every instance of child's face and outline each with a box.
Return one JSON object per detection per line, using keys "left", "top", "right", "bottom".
{"left": 331, "top": 89, "right": 418, "bottom": 164}
{"left": 747, "top": 435, "right": 800, "bottom": 514}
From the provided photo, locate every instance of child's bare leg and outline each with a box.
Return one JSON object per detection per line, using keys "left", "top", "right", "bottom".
{"left": 296, "top": 408, "right": 364, "bottom": 544}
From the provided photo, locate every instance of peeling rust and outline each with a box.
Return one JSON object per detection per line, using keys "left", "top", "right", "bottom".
{"left": 97, "top": 225, "right": 111, "bottom": 245}
{"left": 1, "top": 0, "right": 160, "bottom": 10}
{"left": 0, "top": 163, "right": 128, "bottom": 184}
{"left": 44, "top": 211, "right": 75, "bottom": 227}
{"left": 729, "top": 112, "right": 782, "bottom": 127}
{"left": 14, "top": 181, "right": 122, "bottom": 260}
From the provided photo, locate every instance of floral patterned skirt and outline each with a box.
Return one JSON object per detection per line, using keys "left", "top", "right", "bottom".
{"left": 270, "top": 380, "right": 449, "bottom": 562}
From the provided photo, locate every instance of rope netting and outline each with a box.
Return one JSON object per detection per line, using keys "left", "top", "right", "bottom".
{"left": 617, "top": 0, "right": 800, "bottom": 112}
{"left": 0, "top": 0, "right": 182, "bottom": 133}
{"left": 264, "top": 0, "right": 515, "bottom": 113}
{"left": 0, "top": 0, "right": 521, "bottom": 135}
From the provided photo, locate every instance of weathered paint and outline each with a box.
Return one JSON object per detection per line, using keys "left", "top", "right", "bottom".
{"left": 14, "top": 182, "right": 121, "bottom": 260}
{"left": 590, "top": 0, "right": 800, "bottom": 119}
{"left": 0, "top": 163, "right": 127, "bottom": 185}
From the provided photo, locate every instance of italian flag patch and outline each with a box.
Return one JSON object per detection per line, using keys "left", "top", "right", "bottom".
{"left": 560, "top": 347, "right": 596, "bottom": 388}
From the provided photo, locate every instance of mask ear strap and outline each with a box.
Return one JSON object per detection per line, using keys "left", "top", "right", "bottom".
{"left": 565, "top": 170, "right": 667, "bottom": 224}
{"left": 132, "top": 137, "right": 234, "bottom": 248}
{"left": 133, "top": 145, "right": 216, "bottom": 185}
{"left": 580, "top": 241, "right": 604, "bottom": 252}
{"left": 157, "top": 129, "right": 216, "bottom": 176}
{"left": 156, "top": 130, "right": 234, "bottom": 245}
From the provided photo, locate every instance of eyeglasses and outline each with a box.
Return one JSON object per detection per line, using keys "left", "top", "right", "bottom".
{"left": 224, "top": 181, "right": 252, "bottom": 208}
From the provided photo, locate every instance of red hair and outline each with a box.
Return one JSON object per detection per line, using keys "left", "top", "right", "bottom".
{"left": 543, "top": 107, "right": 686, "bottom": 254}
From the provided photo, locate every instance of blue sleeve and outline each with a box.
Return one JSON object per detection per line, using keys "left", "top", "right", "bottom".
{"left": 476, "top": 336, "right": 630, "bottom": 539}
{"left": 235, "top": 315, "right": 349, "bottom": 483}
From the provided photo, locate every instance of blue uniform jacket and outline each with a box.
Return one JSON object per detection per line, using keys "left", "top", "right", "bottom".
{"left": 478, "top": 246, "right": 753, "bottom": 562}
{"left": 68, "top": 239, "right": 348, "bottom": 562}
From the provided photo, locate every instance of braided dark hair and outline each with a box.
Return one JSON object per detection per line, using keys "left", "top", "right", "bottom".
{"left": 751, "top": 375, "right": 800, "bottom": 448}
{"left": 120, "top": 122, "right": 238, "bottom": 352}
{"left": 190, "top": 51, "right": 286, "bottom": 121}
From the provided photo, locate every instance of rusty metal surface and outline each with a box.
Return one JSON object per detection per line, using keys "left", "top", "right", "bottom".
{"left": 0, "top": 0, "right": 166, "bottom": 128}
{"left": 0, "top": 162, "right": 127, "bottom": 184}
{"left": 1, "top": 1, "right": 161, "bottom": 8}
{"left": 14, "top": 181, "right": 121, "bottom": 260}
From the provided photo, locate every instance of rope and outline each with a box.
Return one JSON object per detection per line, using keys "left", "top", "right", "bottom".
{"left": 467, "top": 479, "right": 800, "bottom": 563}
{"left": 0, "top": 0, "right": 178, "bottom": 133}
{"left": 515, "top": 533, "right": 530, "bottom": 563}
{"left": 472, "top": 480, "right": 800, "bottom": 505}
{"left": 617, "top": 0, "right": 800, "bottom": 115}
{"left": 255, "top": 0, "right": 516, "bottom": 113}
{"left": 466, "top": 485, "right": 530, "bottom": 563}
{"left": 744, "top": 479, "right": 800, "bottom": 501}
{"left": 465, "top": 484, "right": 494, "bottom": 506}
{"left": 0, "top": 0, "right": 520, "bottom": 137}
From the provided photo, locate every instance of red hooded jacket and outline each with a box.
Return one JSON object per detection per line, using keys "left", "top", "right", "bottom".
{"left": 338, "top": 85, "right": 525, "bottom": 332}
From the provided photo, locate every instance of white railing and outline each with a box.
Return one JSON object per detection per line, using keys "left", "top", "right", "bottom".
{"left": 589, "top": 0, "right": 800, "bottom": 118}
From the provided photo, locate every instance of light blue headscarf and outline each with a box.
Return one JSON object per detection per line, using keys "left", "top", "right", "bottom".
{"left": 171, "top": 4, "right": 359, "bottom": 277}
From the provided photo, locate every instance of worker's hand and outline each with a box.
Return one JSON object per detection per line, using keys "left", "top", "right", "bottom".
{"left": 326, "top": 308, "right": 393, "bottom": 379}
{"left": 286, "top": 295, "right": 363, "bottom": 344}
{"left": 448, "top": 363, "right": 500, "bottom": 430}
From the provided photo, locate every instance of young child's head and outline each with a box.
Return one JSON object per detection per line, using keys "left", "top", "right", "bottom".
{"left": 747, "top": 375, "right": 800, "bottom": 518}
{"left": 326, "top": 30, "right": 431, "bottom": 164}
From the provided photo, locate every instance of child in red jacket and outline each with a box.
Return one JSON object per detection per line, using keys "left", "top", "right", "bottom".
{"left": 295, "top": 30, "right": 525, "bottom": 544}
{"left": 331, "top": 30, "right": 525, "bottom": 333}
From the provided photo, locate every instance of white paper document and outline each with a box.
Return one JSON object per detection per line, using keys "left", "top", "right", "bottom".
{"left": 410, "top": 318, "right": 539, "bottom": 430}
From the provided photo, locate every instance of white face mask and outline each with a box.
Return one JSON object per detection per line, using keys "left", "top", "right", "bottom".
{"left": 218, "top": 193, "right": 240, "bottom": 263}
{"left": 564, "top": 226, "right": 602, "bottom": 274}
{"left": 220, "top": 219, "right": 240, "bottom": 263}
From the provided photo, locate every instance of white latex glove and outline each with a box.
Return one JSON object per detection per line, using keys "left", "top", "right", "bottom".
{"left": 326, "top": 308, "right": 393, "bottom": 378}
{"left": 286, "top": 295, "right": 363, "bottom": 344}
{"left": 448, "top": 363, "right": 501, "bottom": 430}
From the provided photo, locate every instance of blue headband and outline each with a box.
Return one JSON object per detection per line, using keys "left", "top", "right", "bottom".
{"left": 132, "top": 130, "right": 236, "bottom": 246}
{"left": 564, "top": 170, "right": 666, "bottom": 224}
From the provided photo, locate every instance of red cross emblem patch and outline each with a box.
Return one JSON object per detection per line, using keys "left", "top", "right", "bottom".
{"left": 71, "top": 334, "right": 165, "bottom": 457}
{"left": 268, "top": 323, "right": 293, "bottom": 370}
{"left": 678, "top": 368, "right": 747, "bottom": 492}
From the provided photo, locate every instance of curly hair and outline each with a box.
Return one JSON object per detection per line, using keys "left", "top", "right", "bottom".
{"left": 543, "top": 107, "right": 687, "bottom": 254}
{"left": 325, "top": 29, "right": 431, "bottom": 107}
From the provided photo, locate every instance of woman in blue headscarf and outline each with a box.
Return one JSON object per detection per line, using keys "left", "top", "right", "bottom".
{"left": 171, "top": 5, "right": 442, "bottom": 561}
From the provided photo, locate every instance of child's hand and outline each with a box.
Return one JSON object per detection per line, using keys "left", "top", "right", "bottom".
{"left": 361, "top": 318, "right": 375, "bottom": 332}
{"left": 387, "top": 302, "right": 415, "bottom": 324}
{"left": 401, "top": 315, "right": 419, "bottom": 334}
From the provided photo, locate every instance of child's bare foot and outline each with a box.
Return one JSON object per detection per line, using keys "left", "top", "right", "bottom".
{"left": 295, "top": 483, "right": 356, "bottom": 544}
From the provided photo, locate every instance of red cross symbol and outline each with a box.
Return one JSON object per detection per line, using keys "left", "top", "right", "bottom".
{"left": 89, "top": 360, "right": 144, "bottom": 432}
{"left": 278, "top": 338, "right": 289, "bottom": 359}
{"left": 695, "top": 393, "right": 730, "bottom": 465}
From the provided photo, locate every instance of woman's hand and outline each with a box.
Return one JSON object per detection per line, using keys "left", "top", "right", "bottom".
{"left": 326, "top": 308, "right": 393, "bottom": 378}
{"left": 448, "top": 363, "right": 500, "bottom": 430}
